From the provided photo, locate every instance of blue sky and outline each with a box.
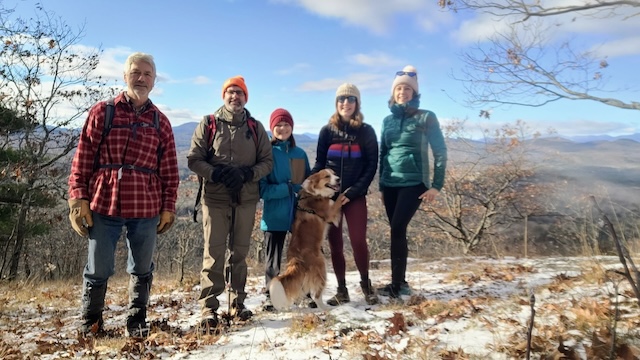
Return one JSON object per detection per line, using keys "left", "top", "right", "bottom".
{"left": 8, "top": 0, "right": 640, "bottom": 138}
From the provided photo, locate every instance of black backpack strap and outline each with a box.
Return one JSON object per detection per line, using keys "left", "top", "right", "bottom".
{"left": 93, "top": 98, "right": 115, "bottom": 172}
{"left": 194, "top": 115, "right": 216, "bottom": 222}
{"left": 94, "top": 99, "right": 163, "bottom": 175}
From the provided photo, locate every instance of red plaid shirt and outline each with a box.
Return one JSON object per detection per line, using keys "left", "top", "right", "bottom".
{"left": 68, "top": 92, "right": 179, "bottom": 218}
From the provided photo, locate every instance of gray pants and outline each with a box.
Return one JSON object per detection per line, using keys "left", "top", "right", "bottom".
{"left": 198, "top": 201, "right": 257, "bottom": 318}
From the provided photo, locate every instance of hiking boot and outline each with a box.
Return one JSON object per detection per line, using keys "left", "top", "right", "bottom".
{"left": 300, "top": 293, "right": 317, "bottom": 308}
{"left": 326, "top": 286, "right": 350, "bottom": 306}
{"left": 262, "top": 297, "right": 275, "bottom": 312}
{"left": 125, "top": 324, "right": 150, "bottom": 338}
{"left": 80, "top": 314, "right": 104, "bottom": 336}
{"left": 232, "top": 302, "right": 253, "bottom": 321}
{"left": 360, "top": 280, "right": 379, "bottom": 305}
{"left": 377, "top": 282, "right": 412, "bottom": 298}
{"left": 126, "top": 308, "right": 149, "bottom": 338}
{"left": 200, "top": 315, "right": 220, "bottom": 335}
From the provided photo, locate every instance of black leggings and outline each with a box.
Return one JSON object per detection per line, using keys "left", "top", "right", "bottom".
{"left": 382, "top": 184, "right": 427, "bottom": 284}
{"left": 263, "top": 230, "right": 287, "bottom": 292}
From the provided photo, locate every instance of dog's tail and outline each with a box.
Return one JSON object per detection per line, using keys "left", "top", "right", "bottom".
{"left": 269, "top": 260, "right": 305, "bottom": 311}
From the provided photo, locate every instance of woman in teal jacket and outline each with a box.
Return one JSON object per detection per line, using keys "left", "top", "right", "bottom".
{"left": 259, "top": 108, "right": 310, "bottom": 311}
{"left": 378, "top": 65, "right": 447, "bottom": 298}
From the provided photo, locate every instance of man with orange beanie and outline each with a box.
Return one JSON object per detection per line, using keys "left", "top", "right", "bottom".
{"left": 188, "top": 75, "right": 272, "bottom": 331}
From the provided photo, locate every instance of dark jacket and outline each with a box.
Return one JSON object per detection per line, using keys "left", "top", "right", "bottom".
{"left": 259, "top": 140, "right": 310, "bottom": 231}
{"left": 311, "top": 118, "right": 378, "bottom": 200}
{"left": 379, "top": 104, "right": 447, "bottom": 190}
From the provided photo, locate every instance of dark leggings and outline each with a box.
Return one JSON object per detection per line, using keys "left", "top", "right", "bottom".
{"left": 382, "top": 184, "right": 426, "bottom": 284}
{"left": 328, "top": 196, "right": 370, "bottom": 284}
{"left": 263, "top": 230, "right": 287, "bottom": 292}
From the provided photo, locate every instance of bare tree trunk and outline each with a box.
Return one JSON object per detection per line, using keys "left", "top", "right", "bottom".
{"left": 524, "top": 214, "right": 528, "bottom": 258}
{"left": 8, "top": 192, "right": 31, "bottom": 280}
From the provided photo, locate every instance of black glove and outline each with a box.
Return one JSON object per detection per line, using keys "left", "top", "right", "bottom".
{"left": 240, "top": 167, "right": 254, "bottom": 183}
{"left": 222, "top": 167, "right": 244, "bottom": 193}
{"left": 211, "top": 166, "right": 229, "bottom": 183}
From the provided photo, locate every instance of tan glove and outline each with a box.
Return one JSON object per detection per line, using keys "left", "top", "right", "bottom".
{"left": 68, "top": 199, "right": 93, "bottom": 237}
{"left": 157, "top": 211, "right": 175, "bottom": 234}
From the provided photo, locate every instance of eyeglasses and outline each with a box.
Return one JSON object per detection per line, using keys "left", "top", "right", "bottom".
{"left": 337, "top": 95, "right": 357, "bottom": 104}
{"left": 225, "top": 89, "right": 245, "bottom": 97}
{"left": 396, "top": 71, "right": 417, "bottom": 77}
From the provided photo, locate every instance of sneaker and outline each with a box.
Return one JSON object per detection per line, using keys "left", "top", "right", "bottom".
{"left": 377, "top": 282, "right": 412, "bottom": 298}
{"left": 360, "top": 280, "right": 379, "bottom": 305}
{"left": 200, "top": 315, "right": 220, "bottom": 335}
{"left": 326, "top": 286, "right": 350, "bottom": 306}
{"left": 232, "top": 302, "right": 253, "bottom": 321}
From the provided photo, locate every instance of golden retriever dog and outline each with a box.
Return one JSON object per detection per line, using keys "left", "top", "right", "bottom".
{"left": 269, "top": 169, "right": 345, "bottom": 311}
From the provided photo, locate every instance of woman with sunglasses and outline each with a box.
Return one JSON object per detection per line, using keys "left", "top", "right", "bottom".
{"left": 378, "top": 65, "right": 448, "bottom": 298}
{"left": 311, "top": 83, "right": 380, "bottom": 306}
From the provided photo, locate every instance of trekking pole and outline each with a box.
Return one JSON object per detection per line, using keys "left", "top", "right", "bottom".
{"left": 225, "top": 190, "right": 239, "bottom": 322}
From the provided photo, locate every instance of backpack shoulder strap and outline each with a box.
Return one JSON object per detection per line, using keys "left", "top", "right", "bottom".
{"left": 93, "top": 98, "right": 115, "bottom": 172}
{"left": 246, "top": 117, "right": 258, "bottom": 147}
{"left": 205, "top": 114, "right": 217, "bottom": 157}
{"left": 194, "top": 114, "right": 217, "bottom": 223}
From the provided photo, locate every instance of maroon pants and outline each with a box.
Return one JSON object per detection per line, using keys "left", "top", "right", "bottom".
{"left": 327, "top": 196, "right": 370, "bottom": 283}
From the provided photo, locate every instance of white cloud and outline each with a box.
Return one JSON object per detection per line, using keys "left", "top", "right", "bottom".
{"left": 298, "top": 72, "right": 388, "bottom": 93}
{"left": 275, "top": 63, "right": 311, "bottom": 75}
{"left": 193, "top": 76, "right": 211, "bottom": 85}
{"left": 346, "top": 52, "right": 404, "bottom": 67}
{"left": 94, "top": 47, "right": 133, "bottom": 80}
{"left": 590, "top": 35, "right": 640, "bottom": 58}
{"left": 451, "top": 1, "right": 640, "bottom": 47}
{"left": 272, "top": 0, "right": 439, "bottom": 35}
{"left": 155, "top": 104, "right": 202, "bottom": 125}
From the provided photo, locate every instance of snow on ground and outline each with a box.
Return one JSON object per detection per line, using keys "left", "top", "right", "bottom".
{"left": 1, "top": 255, "right": 639, "bottom": 359}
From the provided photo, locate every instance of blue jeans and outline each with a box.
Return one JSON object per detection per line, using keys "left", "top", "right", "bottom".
{"left": 84, "top": 213, "right": 158, "bottom": 285}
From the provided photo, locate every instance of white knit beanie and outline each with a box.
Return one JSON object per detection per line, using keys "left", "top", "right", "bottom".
{"left": 335, "top": 83, "right": 361, "bottom": 104}
{"left": 391, "top": 65, "right": 419, "bottom": 94}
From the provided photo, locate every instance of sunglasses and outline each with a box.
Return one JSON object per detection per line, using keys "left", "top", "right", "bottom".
{"left": 396, "top": 71, "right": 417, "bottom": 77}
{"left": 337, "top": 95, "right": 357, "bottom": 104}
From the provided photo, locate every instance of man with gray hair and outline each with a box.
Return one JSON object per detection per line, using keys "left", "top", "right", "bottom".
{"left": 68, "top": 52, "right": 179, "bottom": 337}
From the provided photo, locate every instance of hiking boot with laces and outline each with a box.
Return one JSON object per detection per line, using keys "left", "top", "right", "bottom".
{"left": 377, "top": 282, "right": 412, "bottom": 298}
{"left": 360, "top": 280, "right": 379, "bottom": 305}
{"left": 326, "top": 286, "right": 350, "bottom": 306}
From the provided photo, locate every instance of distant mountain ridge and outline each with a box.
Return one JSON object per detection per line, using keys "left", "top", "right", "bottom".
{"left": 562, "top": 133, "right": 640, "bottom": 143}
{"left": 173, "top": 122, "right": 639, "bottom": 145}
{"left": 172, "top": 122, "right": 318, "bottom": 150}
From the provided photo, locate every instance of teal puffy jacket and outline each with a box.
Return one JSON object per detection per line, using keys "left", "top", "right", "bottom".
{"left": 379, "top": 107, "right": 447, "bottom": 190}
{"left": 259, "top": 140, "right": 310, "bottom": 231}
